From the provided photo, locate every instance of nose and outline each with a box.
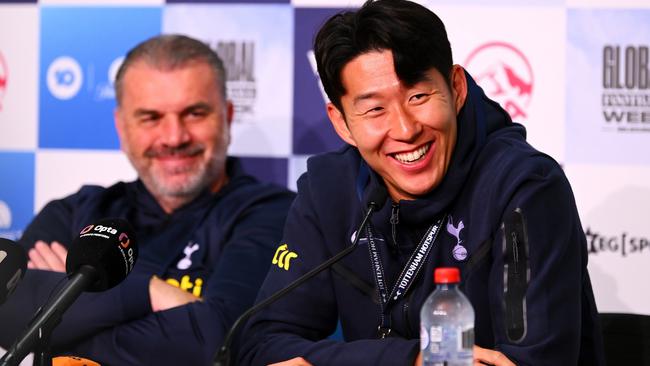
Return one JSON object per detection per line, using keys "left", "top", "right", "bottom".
{"left": 160, "top": 116, "right": 191, "bottom": 147}
{"left": 387, "top": 104, "right": 421, "bottom": 142}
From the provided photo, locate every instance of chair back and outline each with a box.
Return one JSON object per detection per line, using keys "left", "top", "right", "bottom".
{"left": 600, "top": 312, "right": 650, "bottom": 366}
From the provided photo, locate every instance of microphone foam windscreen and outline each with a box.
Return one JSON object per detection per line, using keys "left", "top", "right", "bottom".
{"left": 66, "top": 218, "right": 138, "bottom": 292}
{"left": 0, "top": 238, "right": 27, "bottom": 304}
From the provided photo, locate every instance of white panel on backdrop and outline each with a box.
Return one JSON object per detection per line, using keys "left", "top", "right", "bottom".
{"left": 288, "top": 155, "right": 310, "bottom": 192}
{"left": 0, "top": 347, "right": 31, "bottom": 366}
{"left": 566, "top": 9, "right": 650, "bottom": 165}
{"left": 164, "top": 4, "right": 293, "bottom": 158}
{"left": 39, "top": 0, "right": 164, "bottom": 5}
{"left": 34, "top": 149, "right": 137, "bottom": 213}
{"left": 431, "top": 5, "right": 567, "bottom": 163}
{"left": 0, "top": 6, "right": 38, "bottom": 151}
{"left": 291, "top": 0, "right": 364, "bottom": 7}
{"left": 293, "top": 0, "right": 564, "bottom": 8}
{"left": 565, "top": 164, "right": 650, "bottom": 315}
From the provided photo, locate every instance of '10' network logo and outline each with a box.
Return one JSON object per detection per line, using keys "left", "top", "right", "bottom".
{"left": 47, "top": 56, "right": 83, "bottom": 100}
{"left": 46, "top": 56, "right": 124, "bottom": 101}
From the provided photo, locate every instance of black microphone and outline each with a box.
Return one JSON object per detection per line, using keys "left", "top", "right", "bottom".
{"left": 213, "top": 186, "right": 388, "bottom": 366}
{"left": 0, "top": 238, "right": 27, "bottom": 305}
{"left": 0, "top": 218, "right": 138, "bottom": 366}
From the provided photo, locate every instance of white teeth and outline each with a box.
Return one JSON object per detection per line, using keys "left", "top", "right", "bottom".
{"left": 394, "top": 144, "right": 430, "bottom": 163}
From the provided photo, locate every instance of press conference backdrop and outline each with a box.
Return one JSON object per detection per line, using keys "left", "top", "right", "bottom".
{"left": 0, "top": 0, "right": 648, "bottom": 316}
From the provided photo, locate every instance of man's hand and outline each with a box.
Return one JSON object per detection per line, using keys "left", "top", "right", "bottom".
{"left": 268, "top": 357, "right": 314, "bottom": 366}
{"left": 149, "top": 276, "right": 202, "bottom": 312}
{"left": 414, "top": 352, "right": 422, "bottom": 366}
{"left": 473, "top": 345, "right": 516, "bottom": 366}
{"left": 27, "top": 241, "right": 68, "bottom": 272}
{"left": 413, "top": 346, "right": 515, "bottom": 366}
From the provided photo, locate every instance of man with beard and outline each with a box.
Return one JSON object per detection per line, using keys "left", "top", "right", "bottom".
{"left": 0, "top": 34, "right": 295, "bottom": 365}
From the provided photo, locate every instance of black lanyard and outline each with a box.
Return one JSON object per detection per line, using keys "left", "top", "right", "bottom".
{"left": 366, "top": 214, "right": 446, "bottom": 338}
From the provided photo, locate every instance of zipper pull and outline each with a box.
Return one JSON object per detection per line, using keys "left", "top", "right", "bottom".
{"left": 390, "top": 203, "right": 400, "bottom": 255}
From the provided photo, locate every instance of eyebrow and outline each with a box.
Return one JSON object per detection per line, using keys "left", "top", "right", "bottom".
{"left": 182, "top": 102, "right": 213, "bottom": 113}
{"left": 133, "top": 108, "right": 160, "bottom": 118}
{"left": 352, "top": 92, "right": 381, "bottom": 108}
{"left": 132, "top": 102, "right": 214, "bottom": 118}
{"left": 350, "top": 74, "right": 440, "bottom": 108}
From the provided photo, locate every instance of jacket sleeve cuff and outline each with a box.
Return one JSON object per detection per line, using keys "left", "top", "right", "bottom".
{"left": 119, "top": 273, "right": 152, "bottom": 318}
{"left": 382, "top": 338, "right": 420, "bottom": 366}
{"left": 405, "top": 341, "right": 421, "bottom": 365}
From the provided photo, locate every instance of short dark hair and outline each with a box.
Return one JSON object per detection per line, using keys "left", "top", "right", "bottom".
{"left": 114, "top": 34, "right": 226, "bottom": 105}
{"left": 314, "top": 0, "right": 453, "bottom": 113}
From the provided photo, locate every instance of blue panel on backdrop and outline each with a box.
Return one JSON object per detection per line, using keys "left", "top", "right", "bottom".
{"left": 167, "top": 0, "right": 288, "bottom": 3}
{"left": 39, "top": 7, "right": 161, "bottom": 150}
{"left": 237, "top": 156, "right": 288, "bottom": 188}
{"left": 293, "top": 8, "right": 347, "bottom": 155}
{"left": 0, "top": 152, "right": 34, "bottom": 240}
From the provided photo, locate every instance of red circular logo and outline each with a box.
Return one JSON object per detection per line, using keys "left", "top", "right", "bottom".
{"left": 0, "top": 51, "right": 8, "bottom": 111}
{"left": 464, "top": 42, "right": 533, "bottom": 121}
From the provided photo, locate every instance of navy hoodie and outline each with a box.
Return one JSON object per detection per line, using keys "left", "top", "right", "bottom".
{"left": 239, "top": 73, "right": 605, "bottom": 366}
{"left": 0, "top": 158, "right": 295, "bottom": 366}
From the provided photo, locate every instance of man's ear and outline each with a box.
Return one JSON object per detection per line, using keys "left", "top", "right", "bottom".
{"left": 225, "top": 100, "right": 234, "bottom": 127}
{"left": 223, "top": 100, "right": 235, "bottom": 146}
{"left": 326, "top": 103, "right": 357, "bottom": 147}
{"left": 114, "top": 108, "right": 126, "bottom": 152}
{"left": 451, "top": 64, "right": 468, "bottom": 114}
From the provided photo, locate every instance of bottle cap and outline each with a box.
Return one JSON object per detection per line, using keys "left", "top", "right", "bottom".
{"left": 434, "top": 267, "right": 460, "bottom": 284}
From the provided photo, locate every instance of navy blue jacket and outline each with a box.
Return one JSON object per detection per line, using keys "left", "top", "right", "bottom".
{"left": 240, "top": 74, "right": 605, "bottom": 365}
{"left": 0, "top": 158, "right": 295, "bottom": 366}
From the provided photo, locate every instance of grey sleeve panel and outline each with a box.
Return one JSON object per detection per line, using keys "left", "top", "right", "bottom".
{"left": 502, "top": 208, "right": 530, "bottom": 343}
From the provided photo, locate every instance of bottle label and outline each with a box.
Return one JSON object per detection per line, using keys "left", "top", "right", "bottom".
{"left": 430, "top": 325, "right": 443, "bottom": 343}
{"left": 426, "top": 325, "right": 443, "bottom": 355}
{"left": 422, "top": 325, "right": 473, "bottom": 365}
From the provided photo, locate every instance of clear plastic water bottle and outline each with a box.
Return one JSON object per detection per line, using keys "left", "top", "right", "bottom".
{"left": 420, "top": 267, "right": 474, "bottom": 366}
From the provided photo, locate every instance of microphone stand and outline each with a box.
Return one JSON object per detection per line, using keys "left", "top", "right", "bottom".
{"left": 0, "top": 265, "right": 98, "bottom": 366}
{"left": 32, "top": 331, "right": 51, "bottom": 366}
{"left": 213, "top": 200, "right": 383, "bottom": 366}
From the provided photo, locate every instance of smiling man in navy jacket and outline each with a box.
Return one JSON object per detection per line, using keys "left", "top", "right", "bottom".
{"left": 239, "top": 1, "right": 605, "bottom": 365}
{"left": 0, "top": 35, "right": 295, "bottom": 365}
